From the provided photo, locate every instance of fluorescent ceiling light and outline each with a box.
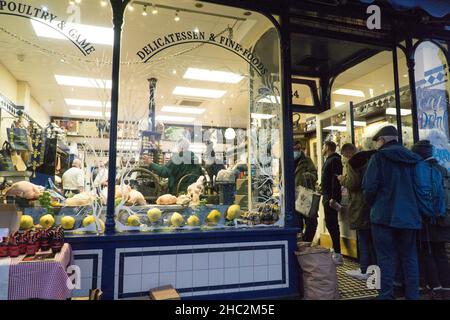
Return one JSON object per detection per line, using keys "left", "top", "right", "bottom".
{"left": 69, "top": 109, "right": 110, "bottom": 117}
{"left": 183, "top": 68, "right": 244, "bottom": 84}
{"left": 31, "top": 20, "right": 113, "bottom": 46}
{"left": 155, "top": 115, "right": 195, "bottom": 123}
{"left": 259, "top": 96, "right": 281, "bottom": 104}
{"left": 334, "top": 101, "right": 345, "bottom": 107}
{"left": 172, "top": 86, "right": 226, "bottom": 99}
{"left": 55, "top": 75, "right": 112, "bottom": 89}
{"left": 161, "top": 106, "right": 205, "bottom": 114}
{"left": 333, "top": 88, "right": 366, "bottom": 98}
{"left": 323, "top": 125, "right": 347, "bottom": 132}
{"left": 65, "top": 98, "right": 111, "bottom": 108}
{"left": 340, "top": 120, "right": 366, "bottom": 127}
{"left": 386, "top": 108, "right": 412, "bottom": 116}
{"left": 251, "top": 113, "right": 275, "bottom": 120}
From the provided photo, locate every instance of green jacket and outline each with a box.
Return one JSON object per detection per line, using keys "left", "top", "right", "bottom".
{"left": 148, "top": 151, "right": 203, "bottom": 195}
{"left": 295, "top": 152, "right": 318, "bottom": 190}
{"left": 340, "top": 151, "right": 375, "bottom": 230}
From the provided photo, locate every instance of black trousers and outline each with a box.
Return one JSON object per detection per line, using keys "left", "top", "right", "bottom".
{"left": 323, "top": 198, "right": 341, "bottom": 254}
{"left": 420, "top": 241, "right": 450, "bottom": 289}
{"left": 297, "top": 212, "right": 318, "bottom": 242}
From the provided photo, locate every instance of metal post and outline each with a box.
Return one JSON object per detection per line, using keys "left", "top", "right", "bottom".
{"left": 106, "top": 0, "right": 129, "bottom": 235}
{"left": 392, "top": 46, "right": 403, "bottom": 145}
{"left": 349, "top": 101, "right": 355, "bottom": 145}
{"left": 148, "top": 78, "right": 157, "bottom": 132}
{"left": 406, "top": 38, "right": 420, "bottom": 143}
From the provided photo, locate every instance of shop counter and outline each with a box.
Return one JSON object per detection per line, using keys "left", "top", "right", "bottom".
{"left": 66, "top": 227, "right": 299, "bottom": 300}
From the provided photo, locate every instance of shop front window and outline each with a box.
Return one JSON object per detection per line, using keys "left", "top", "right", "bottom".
{"left": 414, "top": 41, "right": 450, "bottom": 170}
{"left": 112, "top": 1, "right": 283, "bottom": 232}
{"left": 0, "top": 1, "right": 113, "bottom": 235}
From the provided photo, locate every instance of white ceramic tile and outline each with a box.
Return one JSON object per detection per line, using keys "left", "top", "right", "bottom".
{"left": 74, "top": 259, "right": 93, "bottom": 279}
{"left": 177, "top": 254, "right": 193, "bottom": 271}
{"left": 254, "top": 265, "right": 269, "bottom": 282}
{"left": 193, "top": 252, "right": 209, "bottom": 270}
{"left": 159, "top": 245, "right": 178, "bottom": 252}
{"left": 180, "top": 291, "right": 193, "bottom": 297}
{"left": 141, "top": 273, "right": 159, "bottom": 292}
{"left": 239, "top": 266, "right": 254, "bottom": 284}
{"left": 159, "top": 272, "right": 176, "bottom": 287}
{"left": 224, "top": 251, "right": 239, "bottom": 268}
{"left": 224, "top": 267, "right": 239, "bottom": 285}
{"left": 160, "top": 255, "right": 176, "bottom": 272}
{"left": 124, "top": 256, "right": 142, "bottom": 275}
{"left": 268, "top": 264, "right": 282, "bottom": 281}
{"left": 125, "top": 247, "right": 143, "bottom": 253}
{"left": 253, "top": 250, "right": 268, "bottom": 266}
{"left": 208, "top": 268, "right": 224, "bottom": 286}
{"left": 222, "top": 288, "right": 240, "bottom": 294}
{"left": 142, "top": 255, "right": 159, "bottom": 273}
{"left": 208, "top": 252, "right": 224, "bottom": 269}
{"left": 267, "top": 249, "right": 282, "bottom": 265}
{"left": 239, "top": 250, "right": 253, "bottom": 267}
{"left": 176, "top": 270, "right": 193, "bottom": 289}
{"left": 141, "top": 246, "right": 160, "bottom": 252}
{"left": 193, "top": 270, "right": 209, "bottom": 287}
{"left": 123, "top": 274, "right": 142, "bottom": 294}
{"left": 192, "top": 290, "right": 209, "bottom": 296}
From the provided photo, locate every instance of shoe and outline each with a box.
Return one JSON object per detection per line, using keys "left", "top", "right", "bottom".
{"left": 345, "top": 268, "right": 369, "bottom": 280}
{"left": 430, "top": 289, "right": 444, "bottom": 300}
{"left": 394, "top": 284, "right": 405, "bottom": 299}
{"left": 441, "top": 289, "right": 450, "bottom": 300}
{"left": 332, "top": 252, "right": 343, "bottom": 265}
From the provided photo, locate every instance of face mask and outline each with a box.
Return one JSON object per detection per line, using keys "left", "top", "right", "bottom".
{"left": 294, "top": 151, "right": 301, "bottom": 160}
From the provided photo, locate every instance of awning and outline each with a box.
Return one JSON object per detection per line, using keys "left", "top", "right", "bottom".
{"left": 360, "top": 0, "right": 450, "bottom": 18}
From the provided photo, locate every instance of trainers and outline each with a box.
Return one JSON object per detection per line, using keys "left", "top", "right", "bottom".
{"left": 332, "top": 252, "right": 343, "bottom": 265}
{"left": 345, "top": 268, "right": 369, "bottom": 280}
{"left": 430, "top": 289, "right": 444, "bottom": 300}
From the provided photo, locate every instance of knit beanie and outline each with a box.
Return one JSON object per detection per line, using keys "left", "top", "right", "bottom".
{"left": 411, "top": 140, "right": 433, "bottom": 159}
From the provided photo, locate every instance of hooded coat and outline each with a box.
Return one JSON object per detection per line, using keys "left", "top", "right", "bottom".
{"left": 362, "top": 141, "right": 422, "bottom": 229}
{"left": 340, "top": 150, "right": 376, "bottom": 230}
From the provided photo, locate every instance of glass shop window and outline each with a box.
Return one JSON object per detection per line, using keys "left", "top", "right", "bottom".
{"left": 0, "top": 1, "right": 113, "bottom": 235}
{"left": 114, "top": 1, "right": 284, "bottom": 233}
{"left": 414, "top": 41, "right": 450, "bottom": 170}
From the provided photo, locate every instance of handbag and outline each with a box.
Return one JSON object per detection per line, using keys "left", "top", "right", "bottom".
{"left": 7, "top": 127, "right": 31, "bottom": 151}
{"left": 0, "top": 142, "right": 15, "bottom": 171}
{"left": 295, "top": 185, "right": 321, "bottom": 219}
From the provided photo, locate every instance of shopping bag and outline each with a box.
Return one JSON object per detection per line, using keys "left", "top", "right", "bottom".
{"left": 7, "top": 127, "right": 30, "bottom": 151}
{"left": 295, "top": 185, "right": 321, "bottom": 219}
{"left": 0, "top": 142, "right": 15, "bottom": 171}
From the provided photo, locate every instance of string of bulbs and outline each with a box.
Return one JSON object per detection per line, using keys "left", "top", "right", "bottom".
{"left": 128, "top": 2, "right": 180, "bottom": 21}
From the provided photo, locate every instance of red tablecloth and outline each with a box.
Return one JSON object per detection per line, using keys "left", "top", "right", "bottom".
{"left": 7, "top": 243, "right": 73, "bottom": 300}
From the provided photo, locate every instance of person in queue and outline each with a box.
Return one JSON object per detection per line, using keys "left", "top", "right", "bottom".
{"left": 62, "top": 158, "right": 84, "bottom": 197}
{"left": 294, "top": 141, "right": 318, "bottom": 242}
{"left": 321, "top": 140, "right": 343, "bottom": 265}
{"left": 362, "top": 125, "right": 422, "bottom": 300}
{"left": 143, "top": 138, "right": 202, "bottom": 195}
{"left": 338, "top": 143, "right": 377, "bottom": 280}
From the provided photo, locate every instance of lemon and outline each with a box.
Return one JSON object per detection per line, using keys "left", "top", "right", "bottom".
{"left": 147, "top": 208, "right": 162, "bottom": 222}
{"left": 40, "top": 214, "right": 55, "bottom": 228}
{"left": 226, "top": 204, "right": 241, "bottom": 221}
{"left": 170, "top": 212, "right": 184, "bottom": 227}
{"left": 82, "top": 215, "right": 96, "bottom": 227}
{"left": 127, "top": 215, "right": 141, "bottom": 227}
{"left": 20, "top": 215, "right": 34, "bottom": 230}
{"left": 61, "top": 216, "right": 75, "bottom": 230}
{"left": 187, "top": 215, "right": 200, "bottom": 227}
{"left": 205, "top": 209, "right": 221, "bottom": 226}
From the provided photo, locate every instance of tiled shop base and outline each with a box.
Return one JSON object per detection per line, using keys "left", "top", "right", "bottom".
{"left": 337, "top": 258, "right": 378, "bottom": 300}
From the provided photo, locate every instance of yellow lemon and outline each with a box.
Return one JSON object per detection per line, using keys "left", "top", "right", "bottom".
{"left": 147, "top": 208, "right": 162, "bottom": 222}
{"left": 127, "top": 215, "right": 141, "bottom": 227}
{"left": 20, "top": 215, "right": 34, "bottom": 230}
{"left": 187, "top": 215, "right": 200, "bottom": 227}
{"left": 206, "top": 209, "right": 221, "bottom": 226}
{"left": 226, "top": 204, "right": 241, "bottom": 221}
{"left": 39, "top": 214, "right": 55, "bottom": 228}
{"left": 82, "top": 215, "right": 96, "bottom": 227}
{"left": 170, "top": 212, "right": 184, "bottom": 227}
{"left": 61, "top": 216, "right": 75, "bottom": 230}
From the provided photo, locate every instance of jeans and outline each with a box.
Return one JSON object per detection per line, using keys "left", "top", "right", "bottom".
{"left": 371, "top": 224, "right": 419, "bottom": 300}
{"left": 420, "top": 241, "right": 450, "bottom": 289}
{"left": 297, "top": 212, "right": 318, "bottom": 242}
{"left": 357, "top": 229, "right": 376, "bottom": 274}
{"left": 323, "top": 198, "right": 341, "bottom": 254}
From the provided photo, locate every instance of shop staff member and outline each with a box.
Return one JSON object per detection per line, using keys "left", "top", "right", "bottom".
{"left": 143, "top": 138, "right": 202, "bottom": 195}
{"left": 62, "top": 158, "right": 84, "bottom": 197}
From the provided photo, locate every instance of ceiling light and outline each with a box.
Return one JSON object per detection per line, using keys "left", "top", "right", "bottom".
{"left": 128, "top": 4, "right": 134, "bottom": 11}
{"left": 75, "top": 0, "right": 82, "bottom": 3}
{"left": 174, "top": 10, "right": 180, "bottom": 22}
{"left": 31, "top": 20, "right": 114, "bottom": 46}
{"left": 334, "top": 101, "right": 345, "bottom": 107}
{"left": 323, "top": 125, "right": 347, "bottom": 132}
{"left": 172, "top": 69, "right": 177, "bottom": 75}
{"left": 333, "top": 88, "right": 366, "bottom": 97}
{"left": 151, "top": 4, "right": 158, "bottom": 14}
{"left": 183, "top": 67, "right": 244, "bottom": 84}
{"left": 225, "top": 128, "right": 236, "bottom": 140}
{"left": 69, "top": 1, "right": 75, "bottom": 5}
{"left": 42, "top": 6, "right": 48, "bottom": 11}
{"left": 155, "top": 115, "right": 195, "bottom": 123}
{"left": 340, "top": 120, "right": 366, "bottom": 127}
{"left": 173, "top": 86, "right": 226, "bottom": 99}
{"left": 251, "top": 113, "right": 275, "bottom": 120}
{"left": 65, "top": 98, "right": 111, "bottom": 108}
{"left": 258, "top": 96, "right": 281, "bottom": 104}
{"left": 100, "top": 1, "right": 107, "bottom": 7}
{"left": 161, "top": 106, "right": 205, "bottom": 114}
{"left": 55, "top": 75, "right": 112, "bottom": 89}
{"left": 142, "top": 6, "right": 148, "bottom": 16}
{"left": 69, "top": 109, "right": 110, "bottom": 117}
{"left": 386, "top": 108, "right": 412, "bottom": 116}
{"left": 194, "top": 27, "right": 200, "bottom": 33}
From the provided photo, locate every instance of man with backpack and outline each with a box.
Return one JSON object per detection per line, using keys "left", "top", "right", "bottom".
{"left": 362, "top": 125, "right": 422, "bottom": 300}
{"left": 411, "top": 140, "right": 450, "bottom": 300}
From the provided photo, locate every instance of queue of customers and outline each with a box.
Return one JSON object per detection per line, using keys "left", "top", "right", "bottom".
{"left": 294, "top": 125, "right": 450, "bottom": 300}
